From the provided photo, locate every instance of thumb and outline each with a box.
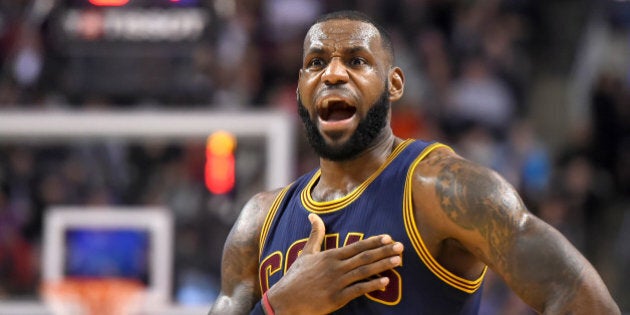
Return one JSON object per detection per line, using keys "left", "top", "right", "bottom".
{"left": 302, "top": 213, "right": 325, "bottom": 254}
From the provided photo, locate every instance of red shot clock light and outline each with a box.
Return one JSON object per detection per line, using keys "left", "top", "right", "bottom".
{"left": 88, "top": 0, "right": 198, "bottom": 6}
{"left": 89, "top": 0, "right": 129, "bottom": 6}
{"left": 205, "top": 131, "right": 237, "bottom": 195}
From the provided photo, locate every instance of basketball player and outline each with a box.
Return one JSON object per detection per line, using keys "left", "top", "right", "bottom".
{"left": 209, "top": 11, "right": 620, "bottom": 315}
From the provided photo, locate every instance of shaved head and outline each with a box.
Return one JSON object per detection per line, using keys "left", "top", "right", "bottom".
{"left": 305, "top": 10, "right": 394, "bottom": 65}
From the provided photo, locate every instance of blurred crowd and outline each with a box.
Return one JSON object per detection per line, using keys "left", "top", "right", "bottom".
{"left": 0, "top": 0, "right": 629, "bottom": 313}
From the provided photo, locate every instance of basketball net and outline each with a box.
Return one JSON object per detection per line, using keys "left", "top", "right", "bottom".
{"left": 41, "top": 278, "right": 145, "bottom": 315}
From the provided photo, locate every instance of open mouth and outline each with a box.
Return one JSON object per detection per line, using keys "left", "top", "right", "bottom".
{"left": 318, "top": 100, "right": 357, "bottom": 122}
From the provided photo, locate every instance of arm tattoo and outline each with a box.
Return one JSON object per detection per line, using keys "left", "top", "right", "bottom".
{"left": 434, "top": 157, "right": 584, "bottom": 310}
{"left": 222, "top": 194, "right": 269, "bottom": 290}
{"left": 211, "top": 192, "right": 275, "bottom": 314}
{"left": 434, "top": 157, "right": 522, "bottom": 268}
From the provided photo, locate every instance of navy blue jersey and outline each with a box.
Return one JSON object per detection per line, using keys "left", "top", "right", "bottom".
{"left": 258, "top": 140, "right": 486, "bottom": 314}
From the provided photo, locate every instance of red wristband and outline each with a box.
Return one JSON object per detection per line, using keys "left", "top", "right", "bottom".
{"left": 262, "top": 291, "right": 275, "bottom": 315}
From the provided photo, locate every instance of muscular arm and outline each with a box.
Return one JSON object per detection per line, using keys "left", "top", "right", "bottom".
{"left": 415, "top": 149, "right": 620, "bottom": 314}
{"left": 208, "top": 190, "right": 279, "bottom": 315}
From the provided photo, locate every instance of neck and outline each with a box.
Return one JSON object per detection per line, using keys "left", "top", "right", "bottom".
{"left": 312, "top": 130, "right": 401, "bottom": 202}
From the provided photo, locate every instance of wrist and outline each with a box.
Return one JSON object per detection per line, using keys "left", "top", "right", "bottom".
{"left": 262, "top": 291, "right": 275, "bottom": 315}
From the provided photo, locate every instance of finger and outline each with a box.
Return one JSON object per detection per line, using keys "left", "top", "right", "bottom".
{"left": 338, "top": 276, "right": 390, "bottom": 302}
{"left": 342, "top": 254, "right": 402, "bottom": 285}
{"left": 344, "top": 241, "right": 404, "bottom": 268}
{"left": 302, "top": 213, "right": 326, "bottom": 254}
{"left": 335, "top": 235, "right": 399, "bottom": 260}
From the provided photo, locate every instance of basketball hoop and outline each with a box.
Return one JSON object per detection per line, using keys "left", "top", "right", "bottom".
{"left": 41, "top": 278, "right": 145, "bottom": 315}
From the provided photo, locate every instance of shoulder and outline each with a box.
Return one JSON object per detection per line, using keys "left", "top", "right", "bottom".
{"left": 244, "top": 189, "right": 286, "bottom": 216}
{"left": 412, "top": 145, "right": 519, "bottom": 202}
{"left": 415, "top": 146, "right": 511, "bottom": 191}
{"left": 236, "top": 188, "right": 286, "bottom": 230}
{"left": 411, "top": 146, "right": 528, "bottom": 235}
{"left": 228, "top": 188, "right": 288, "bottom": 248}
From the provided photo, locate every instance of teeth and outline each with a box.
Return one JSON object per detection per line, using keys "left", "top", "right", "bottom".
{"left": 318, "top": 98, "right": 356, "bottom": 122}
{"left": 322, "top": 99, "right": 330, "bottom": 109}
{"left": 322, "top": 99, "right": 341, "bottom": 109}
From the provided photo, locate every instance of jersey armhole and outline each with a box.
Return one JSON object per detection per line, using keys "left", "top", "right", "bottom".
{"left": 402, "top": 142, "right": 487, "bottom": 294}
{"left": 258, "top": 184, "right": 293, "bottom": 260}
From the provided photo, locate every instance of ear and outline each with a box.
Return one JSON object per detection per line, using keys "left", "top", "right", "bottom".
{"left": 388, "top": 67, "right": 404, "bottom": 102}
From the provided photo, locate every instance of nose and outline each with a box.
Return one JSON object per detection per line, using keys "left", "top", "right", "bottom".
{"left": 322, "top": 57, "right": 349, "bottom": 85}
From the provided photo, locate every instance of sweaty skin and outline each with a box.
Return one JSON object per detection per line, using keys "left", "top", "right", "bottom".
{"left": 209, "top": 17, "right": 620, "bottom": 315}
{"left": 300, "top": 21, "right": 396, "bottom": 146}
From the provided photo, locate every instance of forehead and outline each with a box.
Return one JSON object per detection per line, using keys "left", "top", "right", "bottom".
{"left": 304, "top": 19, "right": 382, "bottom": 53}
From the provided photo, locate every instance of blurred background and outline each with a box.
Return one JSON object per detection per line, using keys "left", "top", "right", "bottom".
{"left": 0, "top": 0, "right": 628, "bottom": 314}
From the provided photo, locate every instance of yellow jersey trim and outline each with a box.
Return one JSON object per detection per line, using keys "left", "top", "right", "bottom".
{"left": 259, "top": 185, "right": 292, "bottom": 259}
{"left": 402, "top": 142, "right": 487, "bottom": 294}
{"left": 301, "top": 139, "right": 414, "bottom": 213}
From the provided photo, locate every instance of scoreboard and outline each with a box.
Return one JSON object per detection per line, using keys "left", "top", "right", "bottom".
{"left": 47, "top": 0, "right": 215, "bottom": 103}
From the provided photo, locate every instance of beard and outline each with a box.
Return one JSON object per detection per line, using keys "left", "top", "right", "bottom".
{"left": 297, "top": 88, "right": 390, "bottom": 162}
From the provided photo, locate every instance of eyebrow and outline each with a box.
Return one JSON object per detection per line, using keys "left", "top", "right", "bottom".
{"left": 303, "top": 45, "right": 371, "bottom": 57}
{"left": 345, "top": 46, "right": 370, "bottom": 55}
{"left": 304, "top": 46, "right": 326, "bottom": 57}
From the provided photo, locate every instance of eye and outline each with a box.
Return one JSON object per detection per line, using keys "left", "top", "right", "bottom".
{"left": 307, "top": 58, "right": 326, "bottom": 69}
{"left": 349, "top": 57, "right": 367, "bottom": 67}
